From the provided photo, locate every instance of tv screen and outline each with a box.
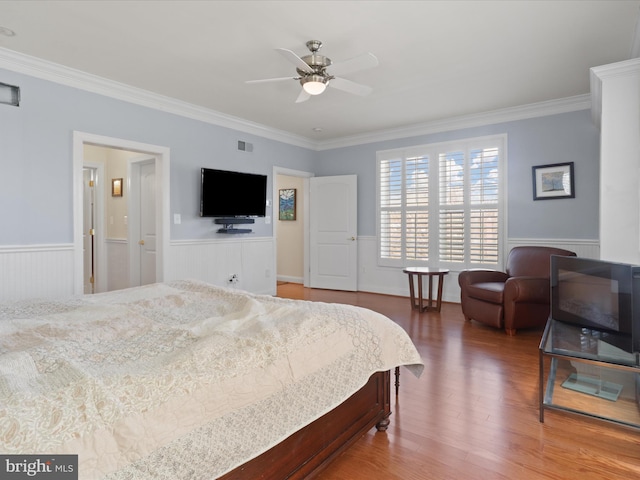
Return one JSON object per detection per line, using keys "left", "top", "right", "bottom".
{"left": 551, "top": 256, "right": 635, "bottom": 335}
{"left": 200, "top": 168, "right": 267, "bottom": 217}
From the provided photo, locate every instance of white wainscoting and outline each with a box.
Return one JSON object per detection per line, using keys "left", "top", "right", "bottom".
{"left": 506, "top": 238, "right": 600, "bottom": 259}
{"left": 356, "top": 236, "right": 601, "bottom": 304}
{"left": 1, "top": 237, "right": 276, "bottom": 301}
{"left": 277, "top": 275, "right": 304, "bottom": 284}
{"left": 356, "top": 236, "right": 462, "bottom": 302}
{"left": 0, "top": 244, "right": 76, "bottom": 301}
{"left": 167, "top": 237, "right": 276, "bottom": 296}
{"left": 0, "top": 237, "right": 596, "bottom": 302}
{"left": 356, "top": 236, "right": 415, "bottom": 298}
{"left": 106, "top": 238, "right": 129, "bottom": 293}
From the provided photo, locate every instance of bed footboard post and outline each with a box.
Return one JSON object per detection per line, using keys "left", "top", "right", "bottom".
{"left": 375, "top": 370, "right": 392, "bottom": 431}
{"left": 375, "top": 414, "right": 391, "bottom": 431}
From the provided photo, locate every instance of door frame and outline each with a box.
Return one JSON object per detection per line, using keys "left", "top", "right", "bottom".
{"left": 82, "top": 162, "right": 106, "bottom": 293}
{"left": 73, "top": 131, "right": 170, "bottom": 295}
{"left": 273, "top": 166, "right": 313, "bottom": 287}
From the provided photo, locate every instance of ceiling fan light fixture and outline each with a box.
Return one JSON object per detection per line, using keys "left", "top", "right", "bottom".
{"left": 301, "top": 75, "right": 327, "bottom": 95}
{"left": 249, "top": 40, "right": 376, "bottom": 103}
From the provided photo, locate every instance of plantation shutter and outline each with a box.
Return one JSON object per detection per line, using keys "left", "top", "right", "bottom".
{"left": 379, "top": 157, "right": 403, "bottom": 261}
{"left": 469, "top": 147, "right": 499, "bottom": 264}
{"left": 439, "top": 151, "right": 465, "bottom": 263}
{"left": 377, "top": 135, "right": 504, "bottom": 269}
{"left": 405, "top": 155, "right": 429, "bottom": 261}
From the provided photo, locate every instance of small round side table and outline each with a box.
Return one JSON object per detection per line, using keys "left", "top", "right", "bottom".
{"left": 402, "top": 267, "right": 450, "bottom": 313}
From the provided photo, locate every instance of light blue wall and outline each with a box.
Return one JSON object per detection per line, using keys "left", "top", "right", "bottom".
{"left": 0, "top": 68, "right": 317, "bottom": 244}
{"left": 314, "top": 110, "right": 600, "bottom": 239}
{"left": 0, "top": 67, "right": 599, "bottom": 247}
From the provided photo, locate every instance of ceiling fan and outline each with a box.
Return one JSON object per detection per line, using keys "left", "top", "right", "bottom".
{"left": 246, "top": 40, "right": 378, "bottom": 103}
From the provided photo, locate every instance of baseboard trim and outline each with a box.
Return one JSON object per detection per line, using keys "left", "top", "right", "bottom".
{"left": 277, "top": 275, "right": 304, "bottom": 284}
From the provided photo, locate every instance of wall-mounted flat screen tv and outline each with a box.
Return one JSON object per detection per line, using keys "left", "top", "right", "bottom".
{"left": 200, "top": 168, "right": 267, "bottom": 218}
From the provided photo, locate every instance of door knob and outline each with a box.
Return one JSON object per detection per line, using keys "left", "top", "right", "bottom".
{"left": 138, "top": 240, "right": 145, "bottom": 246}
{"left": 349, "top": 236, "right": 356, "bottom": 241}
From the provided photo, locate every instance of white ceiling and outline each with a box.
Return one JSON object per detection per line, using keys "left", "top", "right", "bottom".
{"left": 0, "top": 1, "right": 638, "bottom": 143}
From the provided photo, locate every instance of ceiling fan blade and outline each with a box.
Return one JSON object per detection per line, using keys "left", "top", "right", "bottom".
{"left": 246, "top": 77, "right": 296, "bottom": 84}
{"left": 276, "top": 48, "right": 313, "bottom": 74}
{"left": 327, "top": 52, "right": 378, "bottom": 77}
{"left": 295, "top": 89, "right": 311, "bottom": 103}
{"left": 329, "top": 77, "right": 373, "bottom": 96}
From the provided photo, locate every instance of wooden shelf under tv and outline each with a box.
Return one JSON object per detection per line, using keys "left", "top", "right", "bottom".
{"left": 214, "top": 217, "right": 254, "bottom": 234}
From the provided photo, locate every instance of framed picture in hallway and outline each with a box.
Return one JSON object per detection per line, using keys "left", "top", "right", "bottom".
{"left": 112, "top": 178, "right": 123, "bottom": 197}
{"left": 279, "top": 188, "right": 296, "bottom": 220}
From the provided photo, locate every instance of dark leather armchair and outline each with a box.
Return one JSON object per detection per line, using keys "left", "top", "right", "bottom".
{"left": 458, "top": 246, "right": 576, "bottom": 335}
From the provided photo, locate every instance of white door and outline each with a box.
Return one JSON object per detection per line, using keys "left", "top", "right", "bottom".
{"left": 309, "top": 175, "right": 358, "bottom": 291}
{"left": 139, "top": 162, "right": 156, "bottom": 285}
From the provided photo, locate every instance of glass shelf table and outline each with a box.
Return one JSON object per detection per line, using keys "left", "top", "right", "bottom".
{"left": 539, "top": 318, "right": 640, "bottom": 430}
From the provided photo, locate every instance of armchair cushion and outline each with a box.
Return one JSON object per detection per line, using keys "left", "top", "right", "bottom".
{"left": 465, "top": 282, "right": 504, "bottom": 304}
{"left": 458, "top": 246, "right": 576, "bottom": 334}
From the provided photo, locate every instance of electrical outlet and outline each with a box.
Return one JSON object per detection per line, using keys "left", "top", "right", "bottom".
{"left": 228, "top": 274, "right": 239, "bottom": 284}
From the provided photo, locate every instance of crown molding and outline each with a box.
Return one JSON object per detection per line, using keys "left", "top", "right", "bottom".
{"left": 0, "top": 48, "right": 317, "bottom": 150}
{"left": 590, "top": 57, "right": 640, "bottom": 79}
{"left": 590, "top": 57, "right": 640, "bottom": 129}
{"left": 0, "top": 47, "right": 593, "bottom": 153}
{"left": 315, "top": 94, "right": 592, "bottom": 151}
{"left": 590, "top": 9, "right": 640, "bottom": 128}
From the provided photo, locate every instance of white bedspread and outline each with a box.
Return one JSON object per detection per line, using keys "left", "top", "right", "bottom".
{"left": 0, "top": 280, "right": 423, "bottom": 479}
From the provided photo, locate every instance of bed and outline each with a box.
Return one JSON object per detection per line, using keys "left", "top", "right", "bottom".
{"left": 0, "top": 280, "right": 423, "bottom": 479}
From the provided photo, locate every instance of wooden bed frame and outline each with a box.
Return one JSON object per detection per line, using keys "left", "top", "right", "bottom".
{"left": 219, "top": 370, "right": 391, "bottom": 479}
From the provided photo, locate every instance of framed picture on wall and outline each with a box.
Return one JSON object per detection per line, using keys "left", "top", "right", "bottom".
{"left": 112, "top": 178, "right": 123, "bottom": 197}
{"left": 532, "top": 162, "right": 575, "bottom": 200}
{"left": 279, "top": 188, "right": 296, "bottom": 220}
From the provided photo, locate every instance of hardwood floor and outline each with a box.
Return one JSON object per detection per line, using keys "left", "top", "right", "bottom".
{"left": 276, "top": 283, "right": 640, "bottom": 480}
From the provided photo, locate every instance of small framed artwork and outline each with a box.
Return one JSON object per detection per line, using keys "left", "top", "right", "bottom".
{"left": 112, "top": 178, "right": 123, "bottom": 197}
{"left": 279, "top": 188, "right": 296, "bottom": 220}
{"left": 532, "top": 162, "right": 575, "bottom": 200}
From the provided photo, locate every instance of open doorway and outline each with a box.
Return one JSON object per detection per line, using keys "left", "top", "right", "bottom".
{"left": 273, "top": 167, "right": 312, "bottom": 287}
{"left": 83, "top": 145, "right": 152, "bottom": 292}
{"left": 73, "top": 132, "right": 170, "bottom": 296}
{"left": 272, "top": 168, "right": 359, "bottom": 291}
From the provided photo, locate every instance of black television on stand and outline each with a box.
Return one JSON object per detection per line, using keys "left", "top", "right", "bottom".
{"left": 550, "top": 255, "right": 640, "bottom": 354}
{"left": 200, "top": 168, "right": 267, "bottom": 234}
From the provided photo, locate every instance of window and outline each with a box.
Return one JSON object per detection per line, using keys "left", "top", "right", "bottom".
{"left": 377, "top": 135, "right": 505, "bottom": 269}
